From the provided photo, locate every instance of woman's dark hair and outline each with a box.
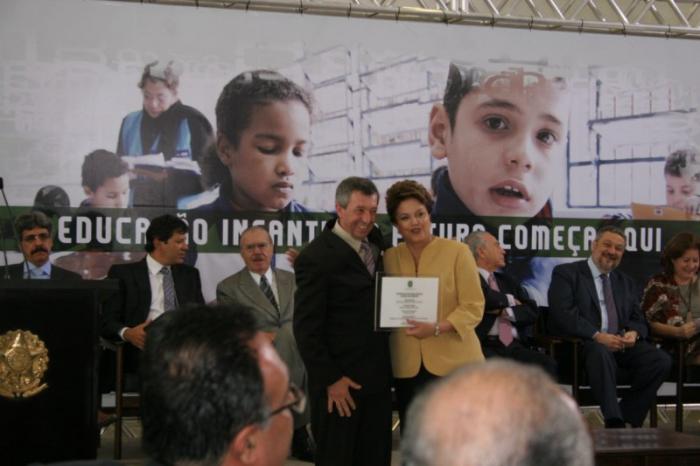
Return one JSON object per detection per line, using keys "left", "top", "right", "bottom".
{"left": 385, "top": 179, "right": 434, "bottom": 224}
{"left": 661, "top": 231, "right": 700, "bottom": 277}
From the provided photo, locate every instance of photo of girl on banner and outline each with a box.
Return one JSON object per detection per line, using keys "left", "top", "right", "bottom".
{"left": 197, "top": 70, "right": 313, "bottom": 214}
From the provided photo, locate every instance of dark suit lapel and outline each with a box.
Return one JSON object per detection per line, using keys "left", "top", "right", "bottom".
{"left": 135, "top": 259, "right": 151, "bottom": 311}
{"left": 579, "top": 261, "right": 602, "bottom": 316}
{"left": 240, "top": 270, "right": 280, "bottom": 320}
{"left": 610, "top": 271, "right": 625, "bottom": 322}
{"left": 323, "top": 227, "right": 369, "bottom": 276}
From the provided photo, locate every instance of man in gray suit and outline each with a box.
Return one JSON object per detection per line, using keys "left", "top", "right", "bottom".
{"left": 216, "top": 226, "right": 314, "bottom": 462}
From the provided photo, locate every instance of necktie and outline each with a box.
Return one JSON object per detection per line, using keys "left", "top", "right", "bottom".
{"left": 488, "top": 274, "right": 513, "bottom": 346}
{"left": 359, "top": 241, "right": 376, "bottom": 276}
{"left": 601, "top": 273, "right": 619, "bottom": 334}
{"left": 161, "top": 267, "right": 178, "bottom": 312}
{"left": 259, "top": 275, "right": 279, "bottom": 311}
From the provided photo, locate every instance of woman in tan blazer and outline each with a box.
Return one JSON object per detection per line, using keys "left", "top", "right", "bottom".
{"left": 384, "top": 180, "right": 485, "bottom": 432}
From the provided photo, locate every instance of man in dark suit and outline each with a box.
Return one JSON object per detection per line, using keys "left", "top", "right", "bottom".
{"left": 4, "top": 211, "right": 81, "bottom": 280}
{"left": 216, "top": 226, "right": 314, "bottom": 462}
{"left": 102, "top": 214, "right": 204, "bottom": 380}
{"left": 548, "top": 225, "right": 671, "bottom": 428}
{"left": 465, "top": 231, "right": 556, "bottom": 376}
{"left": 294, "top": 177, "right": 392, "bottom": 466}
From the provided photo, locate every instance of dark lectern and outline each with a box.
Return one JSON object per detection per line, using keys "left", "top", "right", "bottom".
{"left": 0, "top": 280, "right": 117, "bottom": 466}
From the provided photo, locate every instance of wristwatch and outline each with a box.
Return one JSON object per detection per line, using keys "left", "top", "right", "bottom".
{"left": 434, "top": 323, "right": 441, "bottom": 337}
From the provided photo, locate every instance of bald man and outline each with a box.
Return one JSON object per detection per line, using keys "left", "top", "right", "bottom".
{"left": 402, "top": 360, "right": 593, "bottom": 466}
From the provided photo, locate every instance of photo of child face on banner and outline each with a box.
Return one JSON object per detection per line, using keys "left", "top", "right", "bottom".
{"left": 665, "top": 148, "right": 700, "bottom": 213}
{"left": 198, "top": 70, "right": 312, "bottom": 214}
{"left": 429, "top": 63, "right": 570, "bottom": 220}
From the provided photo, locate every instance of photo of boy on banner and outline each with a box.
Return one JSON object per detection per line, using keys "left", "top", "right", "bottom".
{"left": 429, "top": 62, "right": 569, "bottom": 221}
{"left": 80, "top": 150, "right": 130, "bottom": 209}
{"left": 427, "top": 62, "right": 571, "bottom": 303}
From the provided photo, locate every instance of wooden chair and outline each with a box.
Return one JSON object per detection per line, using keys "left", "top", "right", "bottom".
{"left": 101, "top": 338, "right": 141, "bottom": 459}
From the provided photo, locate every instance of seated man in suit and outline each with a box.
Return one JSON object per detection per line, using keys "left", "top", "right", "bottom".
{"left": 402, "top": 360, "right": 593, "bottom": 466}
{"left": 142, "top": 304, "right": 298, "bottom": 466}
{"left": 464, "top": 231, "right": 556, "bottom": 376}
{"left": 102, "top": 214, "right": 204, "bottom": 384}
{"left": 4, "top": 211, "right": 81, "bottom": 280}
{"left": 216, "top": 226, "right": 314, "bottom": 462}
{"left": 548, "top": 225, "right": 671, "bottom": 428}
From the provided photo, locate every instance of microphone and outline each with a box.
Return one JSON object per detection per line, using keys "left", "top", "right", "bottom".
{"left": 0, "top": 177, "right": 22, "bottom": 279}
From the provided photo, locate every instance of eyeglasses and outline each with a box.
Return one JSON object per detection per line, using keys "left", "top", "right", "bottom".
{"left": 22, "top": 233, "right": 50, "bottom": 242}
{"left": 267, "top": 383, "right": 306, "bottom": 419}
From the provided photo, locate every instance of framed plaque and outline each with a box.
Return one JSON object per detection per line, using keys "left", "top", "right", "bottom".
{"left": 375, "top": 274, "right": 439, "bottom": 330}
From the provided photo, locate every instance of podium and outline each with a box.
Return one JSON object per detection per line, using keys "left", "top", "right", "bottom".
{"left": 0, "top": 280, "right": 117, "bottom": 466}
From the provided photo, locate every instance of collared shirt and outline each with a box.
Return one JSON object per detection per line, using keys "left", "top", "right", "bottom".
{"left": 587, "top": 257, "right": 612, "bottom": 333}
{"left": 145, "top": 254, "right": 169, "bottom": 322}
{"left": 23, "top": 261, "right": 51, "bottom": 279}
{"left": 332, "top": 221, "right": 363, "bottom": 253}
{"left": 248, "top": 268, "right": 280, "bottom": 307}
{"left": 478, "top": 267, "right": 518, "bottom": 339}
{"left": 119, "top": 254, "right": 169, "bottom": 341}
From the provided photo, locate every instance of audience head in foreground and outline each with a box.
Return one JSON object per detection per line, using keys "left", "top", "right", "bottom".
{"left": 141, "top": 304, "right": 302, "bottom": 466}
{"left": 402, "top": 360, "right": 593, "bottom": 466}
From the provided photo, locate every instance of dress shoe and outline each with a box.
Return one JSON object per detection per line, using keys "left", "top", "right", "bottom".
{"left": 291, "top": 426, "right": 316, "bottom": 462}
{"left": 604, "top": 418, "right": 626, "bottom": 428}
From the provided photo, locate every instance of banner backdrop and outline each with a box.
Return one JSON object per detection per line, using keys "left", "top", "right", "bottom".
{"left": 1, "top": 0, "right": 699, "bottom": 302}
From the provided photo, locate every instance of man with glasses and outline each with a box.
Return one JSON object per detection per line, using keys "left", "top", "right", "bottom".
{"left": 217, "top": 226, "right": 314, "bottom": 462}
{"left": 4, "top": 211, "right": 81, "bottom": 280}
{"left": 141, "top": 304, "right": 302, "bottom": 466}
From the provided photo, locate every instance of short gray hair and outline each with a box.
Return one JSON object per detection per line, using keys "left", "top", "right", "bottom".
{"left": 335, "top": 177, "right": 379, "bottom": 208}
{"left": 463, "top": 231, "right": 488, "bottom": 259}
{"left": 240, "top": 225, "right": 273, "bottom": 247}
{"left": 402, "top": 360, "right": 593, "bottom": 466}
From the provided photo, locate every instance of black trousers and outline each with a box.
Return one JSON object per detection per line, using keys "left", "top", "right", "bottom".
{"left": 309, "top": 386, "right": 393, "bottom": 466}
{"left": 394, "top": 364, "right": 439, "bottom": 436}
{"left": 482, "top": 337, "right": 558, "bottom": 378}
{"left": 582, "top": 339, "right": 671, "bottom": 426}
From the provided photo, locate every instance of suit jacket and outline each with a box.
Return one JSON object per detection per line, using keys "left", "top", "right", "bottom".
{"left": 101, "top": 257, "right": 204, "bottom": 340}
{"left": 386, "top": 238, "right": 484, "bottom": 378}
{"left": 293, "top": 219, "right": 391, "bottom": 394}
{"left": 4, "top": 261, "right": 82, "bottom": 280}
{"left": 475, "top": 271, "right": 538, "bottom": 343}
{"left": 547, "top": 260, "right": 647, "bottom": 340}
{"left": 216, "top": 267, "right": 307, "bottom": 395}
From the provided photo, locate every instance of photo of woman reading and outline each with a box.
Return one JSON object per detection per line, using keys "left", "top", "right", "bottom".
{"left": 117, "top": 60, "right": 213, "bottom": 207}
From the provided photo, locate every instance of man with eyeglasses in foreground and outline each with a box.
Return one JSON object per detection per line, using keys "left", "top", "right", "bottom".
{"left": 4, "top": 211, "right": 81, "bottom": 280}
{"left": 141, "top": 303, "right": 304, "bottom": 466}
